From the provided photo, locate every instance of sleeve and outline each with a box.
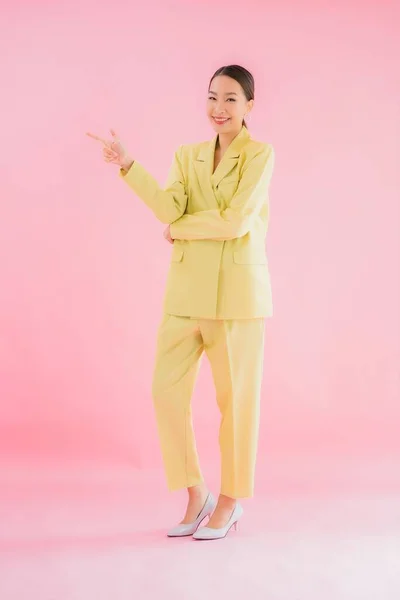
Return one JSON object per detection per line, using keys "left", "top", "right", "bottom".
{"left": 119, "top": 145, "right": 188, "bottom": 224}
{"left": 169, "top": 144, "right": 275, "bottom": 241}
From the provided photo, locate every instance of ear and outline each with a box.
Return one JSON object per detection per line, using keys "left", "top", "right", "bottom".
{"left": 247, "top": 99, "right": 255, "bottom": 114}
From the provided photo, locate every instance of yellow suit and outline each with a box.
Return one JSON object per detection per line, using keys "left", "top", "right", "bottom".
{"left": 120, "top": 126, "right": 275, "bottom": 497}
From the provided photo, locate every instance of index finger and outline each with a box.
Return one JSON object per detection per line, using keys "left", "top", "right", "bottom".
{"left": 86, "top": 132, "right": 109, "bottom": 145}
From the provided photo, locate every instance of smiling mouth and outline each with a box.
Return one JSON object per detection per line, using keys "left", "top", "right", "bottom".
{"left": 213, "top": 117, "right": 230, "bottom": 124}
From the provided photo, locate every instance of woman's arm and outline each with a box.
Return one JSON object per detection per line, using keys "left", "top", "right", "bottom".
{"left": 87, "top": 130, "right": 188, "bottom": 224}
{"left": 169, "top": 145, "right": 275, "bottom": 241}
{"left": 120, "top": 146, "right": 188, "bottom": 224}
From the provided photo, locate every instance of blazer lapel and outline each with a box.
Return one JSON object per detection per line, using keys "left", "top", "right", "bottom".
{"left": 194, "top": 126, "right": 252, "bottom": 204}
{"left": 194, "top": 135, "right": 218, "bottom": 206}
{"left": 212, "top": 126, "right": 251, "bottom": 187}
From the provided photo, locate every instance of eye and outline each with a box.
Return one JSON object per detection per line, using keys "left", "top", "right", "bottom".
{"left": 208, "top": 96, "right": 216, "bottom": 101}
{"left": 227, "top": 98, "right": 236, "bottom": 102}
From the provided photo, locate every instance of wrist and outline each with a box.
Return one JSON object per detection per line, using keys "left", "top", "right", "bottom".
{"left": 121, "top": 156, "right": 134, "bottom": 171}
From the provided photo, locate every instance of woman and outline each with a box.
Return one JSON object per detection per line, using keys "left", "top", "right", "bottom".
{"left": 87, "top": 64, "right": 275, "bottom": 540}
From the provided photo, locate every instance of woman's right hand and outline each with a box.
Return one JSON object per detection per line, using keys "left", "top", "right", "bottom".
{"left": 86, "top": 129, "right": 134, "bottom": 171}
{"left": 163, "top": 225, "right": 174, "bottom": 244}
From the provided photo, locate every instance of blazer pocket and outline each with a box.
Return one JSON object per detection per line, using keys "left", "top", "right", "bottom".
{"left": 218, "top": 176, "right": 238, "bottom": 188}
{"left": 220, "top": 176, "right": 238, "bottom": 184}
{"left": 233, "top": 250, "right": 267, "bottom": 265}
{"left": 171, "top": 247, "right": 184, "bottom": 262}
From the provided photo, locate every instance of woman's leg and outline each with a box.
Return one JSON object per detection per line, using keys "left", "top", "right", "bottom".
{"left": 201, "top": 318, "right": 265, "bottom": 526}
{"left": 152, "top": 314, "right": 209, "bottom": 520}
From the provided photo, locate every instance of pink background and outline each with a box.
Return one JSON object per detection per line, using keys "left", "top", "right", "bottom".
{"left": 1, "top": 2, "right": 400, "bottom": 598}
{"left": 0, "top": 1, "right": 399, "bottom": 474}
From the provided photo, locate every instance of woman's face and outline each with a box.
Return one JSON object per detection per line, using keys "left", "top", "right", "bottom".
{"left": 207, "top": 75, "right": 253, "bottom": 134}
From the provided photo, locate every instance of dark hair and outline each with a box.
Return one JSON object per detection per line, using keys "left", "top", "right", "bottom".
{"left": 208, "top": 64, "right": 255, "bottom": 128}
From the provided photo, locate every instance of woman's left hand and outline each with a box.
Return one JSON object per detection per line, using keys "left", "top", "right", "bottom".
{"left": 163, "top": 225, "right": 174, "bottom": 244}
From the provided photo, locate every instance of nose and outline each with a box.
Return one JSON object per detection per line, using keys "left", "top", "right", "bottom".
{"left": 215, "top": 101, "right": 226, "bottom": 114}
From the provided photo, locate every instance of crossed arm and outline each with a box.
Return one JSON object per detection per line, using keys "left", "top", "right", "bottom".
{"left": 170, "top": 144, "right": 274, "bottom": 241}
{"left": 120, "top": 143, "right": 275, "bottom": 241}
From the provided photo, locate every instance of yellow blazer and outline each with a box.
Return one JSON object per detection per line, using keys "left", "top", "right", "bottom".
{"left": 120, "top": 126, "right": 275, "bottom": 319}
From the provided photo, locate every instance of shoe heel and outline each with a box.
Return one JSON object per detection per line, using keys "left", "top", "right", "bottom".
{"left": 233, "top": 521, "right": 239, "bottom": 531}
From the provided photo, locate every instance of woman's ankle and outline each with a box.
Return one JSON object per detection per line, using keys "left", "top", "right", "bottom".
{"left": 187, "top": 483, "right": 208, "bottom": 499}
{"left": 217, "top": 494, "right": 236, "bottom": 508}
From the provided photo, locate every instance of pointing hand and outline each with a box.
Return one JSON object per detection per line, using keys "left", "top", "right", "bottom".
{"left": 86, "top": 129, "right": 133, "bottom": 171}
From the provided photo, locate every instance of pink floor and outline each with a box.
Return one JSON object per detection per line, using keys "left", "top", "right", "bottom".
{"left": 1, "top": 456, "right": 399, "bottom": 599}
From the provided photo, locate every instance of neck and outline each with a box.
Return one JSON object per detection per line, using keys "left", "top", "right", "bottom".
{"left": 217, "top": 127, "right": 243, "bottom": 152}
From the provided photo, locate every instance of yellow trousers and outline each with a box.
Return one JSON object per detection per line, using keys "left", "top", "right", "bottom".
{"left": 151, "top": 314, "right": 265, "bottom": 498}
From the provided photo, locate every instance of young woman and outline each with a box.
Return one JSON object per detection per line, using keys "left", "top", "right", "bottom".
{"left": 87, "top": 64, "right": 275, "bottom": 540}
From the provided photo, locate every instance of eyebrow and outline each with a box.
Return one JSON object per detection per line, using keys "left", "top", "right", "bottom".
{"left": 208, "top": 91, "right": 238, "bottom": 96}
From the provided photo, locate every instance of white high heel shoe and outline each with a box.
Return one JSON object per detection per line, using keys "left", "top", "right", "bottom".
{"left": 167, "top": 493, "right": 216, "bottom": 537}
{"left": 192, "top": 502, "right": 243, "bottom": 540}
